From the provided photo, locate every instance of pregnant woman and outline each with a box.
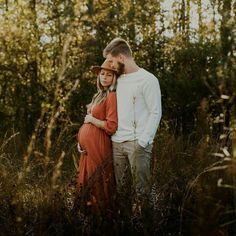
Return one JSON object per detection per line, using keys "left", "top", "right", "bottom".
{"left": 75, "top": 59, "right": 118, "bottom": 217}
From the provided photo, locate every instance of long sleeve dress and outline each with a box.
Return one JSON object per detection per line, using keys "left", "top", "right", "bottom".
{"left": 76, "top": 92, "right": 117, "bottom": 215}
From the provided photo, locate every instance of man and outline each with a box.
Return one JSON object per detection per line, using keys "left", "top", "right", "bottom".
{"left": 103, "top": 38, "right": 162, "bottom": 219}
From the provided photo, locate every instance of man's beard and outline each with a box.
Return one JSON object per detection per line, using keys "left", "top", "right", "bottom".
{"left": 117, "top": 62, "right": 125, "bottom": 75}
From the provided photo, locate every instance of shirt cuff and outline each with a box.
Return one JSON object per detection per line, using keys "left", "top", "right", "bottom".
{"left": 138, "top": 139, "right": 148, "bottom": 148}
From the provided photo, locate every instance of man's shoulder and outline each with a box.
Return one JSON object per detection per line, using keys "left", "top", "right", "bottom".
{"left": 139, "top": 68, "right": 158, "bottom": 82}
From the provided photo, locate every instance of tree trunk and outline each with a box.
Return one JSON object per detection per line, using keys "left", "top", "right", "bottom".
{"left": 219, "top": 0, "right": 232, "bottom": 60}
{"left": 185, "top": 0, "right": 190, "bottom": 40}
{"left": 197, "top": 0, "right": 203, "bottom": 42}
{"left": 180, "top": 0, "right": 186, "bottom": 32}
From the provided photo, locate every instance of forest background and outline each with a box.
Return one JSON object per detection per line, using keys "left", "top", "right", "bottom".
{"left": 0, "top": 0, "right": 236, "bottom": 235}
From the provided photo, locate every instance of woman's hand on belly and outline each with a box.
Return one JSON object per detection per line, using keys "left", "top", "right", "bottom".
{"left": 84, "top": 114, "right": 105, "bottom": 129}
{"left": 77, "top": 142, "right": 87, "bottom": 155}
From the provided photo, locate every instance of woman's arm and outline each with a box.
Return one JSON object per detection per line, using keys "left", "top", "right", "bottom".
{"left": 84, "top": 92, "right": 117, "bottom": 134}
{"left": 84, "top": 114, "right": 105, "bottom": 129}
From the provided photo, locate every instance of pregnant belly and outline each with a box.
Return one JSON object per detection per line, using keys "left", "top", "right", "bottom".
{"left": 78, "top": 123, "right": 108, "bottom": 150}
{"left": 78, "top": 124, "right": 94, "bottom": 147}
{"left": 78, "top": 123, "right": 112, "bottom": 159}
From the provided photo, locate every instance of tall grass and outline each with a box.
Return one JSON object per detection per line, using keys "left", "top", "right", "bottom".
{"left": 1, "top": 126, "right": 235, "bottom": 235}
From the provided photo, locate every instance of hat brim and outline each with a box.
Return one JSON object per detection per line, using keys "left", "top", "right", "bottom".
{"left": 90, "top": 66, "right": 117, "bottom": 75}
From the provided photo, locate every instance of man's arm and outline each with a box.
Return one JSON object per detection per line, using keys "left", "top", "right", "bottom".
{"left": 138, "top": 76, "right": 162, "bottom": 148}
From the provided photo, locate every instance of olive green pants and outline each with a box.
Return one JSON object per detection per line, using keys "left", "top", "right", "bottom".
{"left": 112, "top": 140, "right": 153, "bottom": 217}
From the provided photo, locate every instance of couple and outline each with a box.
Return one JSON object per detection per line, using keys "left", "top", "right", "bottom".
{"left": 76, "top": 38, "right": 162, "bottom": 219}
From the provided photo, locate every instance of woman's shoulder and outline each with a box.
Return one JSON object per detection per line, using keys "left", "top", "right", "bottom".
{"left": 106, "top": 91, "right": 117, "bottom": 103}
{"left": 108, "top": 91, "right": 116, "bottom": 96}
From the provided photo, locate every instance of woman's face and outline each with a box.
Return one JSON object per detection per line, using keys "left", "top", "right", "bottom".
{"left": 99, "top": 69, "right": 114, "bottom": 88}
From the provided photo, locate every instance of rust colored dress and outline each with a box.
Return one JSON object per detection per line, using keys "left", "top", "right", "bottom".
{"left": 76, "top": 92, "right": 117, "bottom": 214}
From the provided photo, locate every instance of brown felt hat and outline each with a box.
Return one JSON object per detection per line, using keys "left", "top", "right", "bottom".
{"left": 91, "top": 59, "right": 117, "bottom": 75}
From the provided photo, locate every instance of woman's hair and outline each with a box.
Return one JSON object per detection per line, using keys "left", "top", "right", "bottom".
{"left": 88, "top": 71, "right": 117, "bottom": 108}
{"left": 103, "top": 38, "right": 132, "bottom": 58}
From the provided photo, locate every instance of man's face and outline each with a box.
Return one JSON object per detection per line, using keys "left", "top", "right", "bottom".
{"left": 106, "top": 54, "right": 125, "bottom": 75}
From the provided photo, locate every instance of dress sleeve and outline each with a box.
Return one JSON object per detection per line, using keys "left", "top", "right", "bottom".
{"left": 104, "top": 92, "right": 118, "bottom": 135}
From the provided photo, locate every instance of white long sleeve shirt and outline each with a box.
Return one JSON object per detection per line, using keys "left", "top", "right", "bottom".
{"left": 112, "top": 68, "right": 162, "bottom": 148}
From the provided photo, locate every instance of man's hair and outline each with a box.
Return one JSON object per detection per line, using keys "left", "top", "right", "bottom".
{"left": 103, "top": 38, "right": 132, "bottom": 58}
